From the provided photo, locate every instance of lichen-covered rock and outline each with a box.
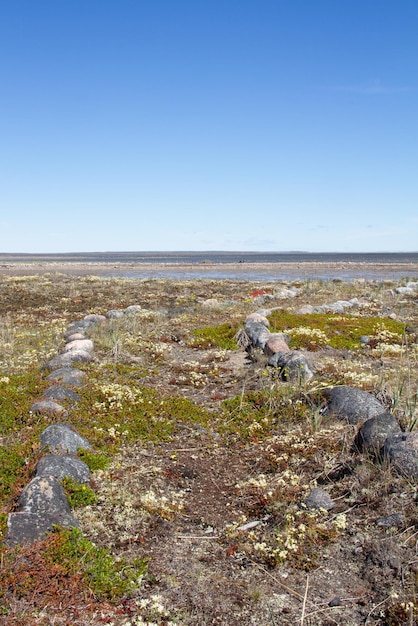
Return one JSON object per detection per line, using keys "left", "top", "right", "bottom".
{"left": 303, "top": 488, "right": 334, "bottom": 511}
{"left": 244, "top": 321, "right": 271, "bottom": 350}
{"left": 65, "top": 319, "right": 96, "bottom": 336}
{"left": 324, "top": 386, "right": 386, "bottom": 424}
{"left": 36, "top": 454, "right": 90, "bottom": 484}
{"left": 41, "top": 423, "right": 92, "bottom": 454}
{"left": 42, "top": 385, "right": 80, "bottom": 403}
{"left": 16, "top": 476, "right": 71, "bottom": 516}
{"left": 268, "top": 351, "right": 314, "bottom": 381}
{"left": 384, "top": 431, "right": 418, "bottom": 479}
{"left": 354, "top": 413, "right": 401, "bottom": 457}
{"left": 6, "top": 511, "right": 80, "bottom": 546}
{"left": 29, "top": 400, "right": 66, "bottom": 416}
{"left": 45, "top": 367, "right": 86, "bottom": 387}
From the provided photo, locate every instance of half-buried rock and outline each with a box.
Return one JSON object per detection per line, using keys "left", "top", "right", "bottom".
{"left": 36, "top": 454, "right": 90, "bottom": 484}
{"left": 268, "top": 351, "right": 313, "bottom": 382}
{"left": 41, "top": 423, "right": 92, "bottom": 454}
{"left": 324, "top": 386, "right": 386, "bottom": 424}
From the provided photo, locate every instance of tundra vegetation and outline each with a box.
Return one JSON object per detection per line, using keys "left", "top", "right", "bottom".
{"left": 0, "top": 272, "right": 417, "bottom": 625}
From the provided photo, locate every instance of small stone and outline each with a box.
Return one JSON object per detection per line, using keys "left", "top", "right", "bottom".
{"left": 297, "top": 305, "right": 314, "bottom": 314}
{"left": 376, "top": 513, "right": 403, "bottom": 528}
{"left": 303, "top": 488, "right": 334, "bottom": 511}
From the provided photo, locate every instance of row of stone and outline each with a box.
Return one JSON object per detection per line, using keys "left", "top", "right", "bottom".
{"left": 241, "top": 310, "right": 418, "bottom": 481}
{"left": 5, "top": 305, "right": 143, "bottom": 546}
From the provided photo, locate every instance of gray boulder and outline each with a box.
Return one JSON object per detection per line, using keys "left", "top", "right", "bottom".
{"left": 324, "top": 386, "right": 386, "bottom": 424}
{"left": 124, "top": 305, "right": 142, "bottom": 315}
{"left": 36, "top": 454, "right": 90, "bottom": 484}
{"left": 6, "top": 511, "right": 80, "bottom": 546}
{"left": 268, "top": 351, "right": 314, "bottom": 381}
{"left": 16, "top": 475, "right": 71, "bottom": 516}
{"left": 29, "top": 400, "right": 66, "bottom": 416}
{"left": 42, "top": 385, "right": 80, "bottom": 403}
{"left": 44, "top": 350, "right": 93, "bottom": 371}
{"left": 84, "top": 313, "right": 106, "bottom": 323}
{"left": 62, "top": 338, "right": 94, "bottom": 353}
{"left": 384, "top": 431, "right": 418, "bottom": 479}
{"left": 41, "top": 423, "right": 92, "bottom": 454}
{"left": 354, "top": 413, "right": 401, "bottom": 457}
{"left": 244, "top": 321, "right": 271, "bottom": 350}
{"left": 106, "top": 309, "right": 124, "bottom": 319}
{"left": 45, "top": 367, "right": 86, "bottom": 387}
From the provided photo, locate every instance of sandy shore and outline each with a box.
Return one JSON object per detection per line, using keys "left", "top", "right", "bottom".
{"left": 0, "top": 260, "right": 417, "bottom": 281}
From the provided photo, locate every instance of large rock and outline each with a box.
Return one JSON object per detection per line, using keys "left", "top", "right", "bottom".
{"left": 354, "top": 413, "right": 401, "bottom": 457}
{"left": 43, "top": 350, "right": 93, "bottom": 371}
{"left": 16, "top": 475, "right": 71, "bottom": 516}
{"left": 6, "top": 511, "right": 80, "bottom": 546}
{"left": 124, "top": 305, "right": 142, "bottom": 315}
{"left": 244, "top": 321, "right": 271, "bottom": 350}
{"left": 264, "top": 333, "right": 291, "bottom": 357}
{"left": 105, "top": 309, "right": 124, "bottom": 319}
{"left": 324, "top": 386, "right": 386, "bottom": 424}
{"left": 41, "top": 424, "right": 92, "bottom": 454}
{"left": 245, "top": 312, "right": 270, "bottom": 327}
{"left": 42, "top": 385, "right": 80, "bottom": 403}
{"left": 36, "top": 454, "right": 90, "bottom": 484}
{"left": 384, "top": 432, "right": 418, "bottom": 478}
{"left": 45, "top": 367, "right": 86, "bottom": 387}
{"left": 268, "top": 351, "right": 314, "bottom": 381}
{"left": 62, "top": 338, "right": 94, "bottom": 353}
{"left": 84, "top": 313, "right": 106, "bottom": 323}
{"left": 29, "top": 400, "right": 66, "bottom": 416}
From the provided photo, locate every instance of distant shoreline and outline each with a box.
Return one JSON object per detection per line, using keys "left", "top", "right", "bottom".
{"left": 0, "top": 259, "right": 417, "bottom": 282}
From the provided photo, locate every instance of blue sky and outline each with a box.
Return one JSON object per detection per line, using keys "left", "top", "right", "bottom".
{"left": 1, "top": 1, "right": 417, "bottom": 253}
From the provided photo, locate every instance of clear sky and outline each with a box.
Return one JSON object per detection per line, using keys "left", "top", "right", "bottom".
{"left": 1, "top": 1, "right": 417, "bottom": 253}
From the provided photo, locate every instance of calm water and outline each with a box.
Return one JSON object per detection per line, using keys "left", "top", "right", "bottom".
{"left": 1, "top": 251, "right": 417, "bottom": 281}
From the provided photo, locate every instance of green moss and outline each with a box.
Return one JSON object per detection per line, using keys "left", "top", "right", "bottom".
{"left": 191, "top": 323, "right": 239, "bottom": 350}
{"left": 45, "top": 527, "right": 148, "bottom": 599}
{"left": 220, "top": 387, "right": 310, "bottom": 439}
{"left": 73, "top": 380, "right": 212, "bottom": 450}
{"left": 268, "top": 310, "right": 405, "bottom": 350}
{"left": 61, "top": 477, "right": 98, "bottom": 508}
{"left": 78, "top": 449, "right": 111, "bottom": 471}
